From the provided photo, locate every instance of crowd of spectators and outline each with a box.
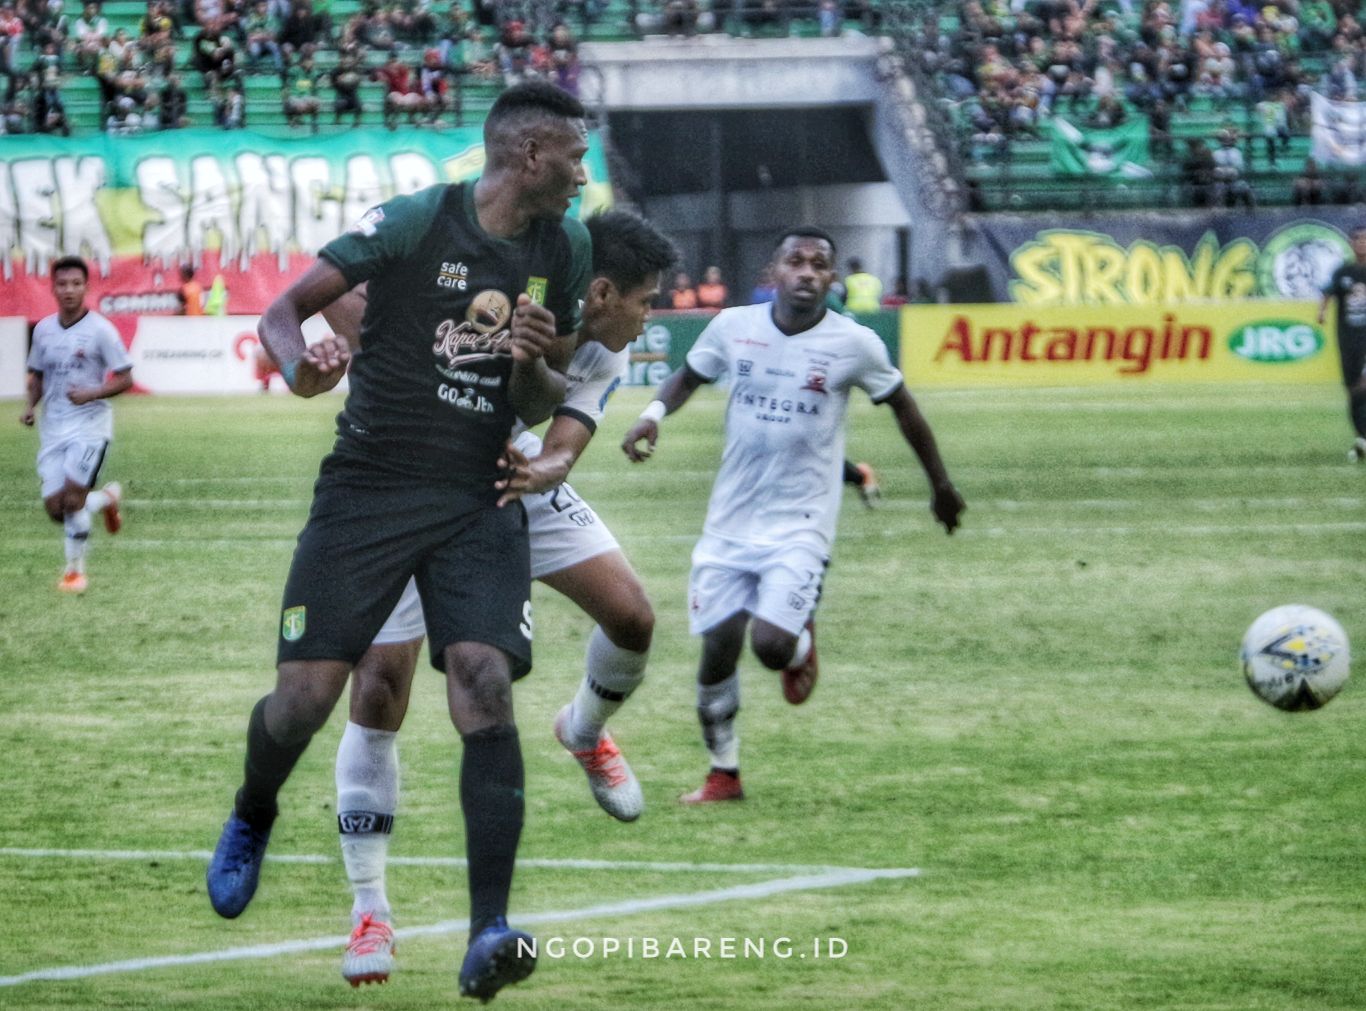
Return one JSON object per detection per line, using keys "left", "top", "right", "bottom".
{"left": 906, "top": 0, "right": 1366, "bottom": 203}
{"left": 0, "top": 0, "right": 589, "bottom": 135}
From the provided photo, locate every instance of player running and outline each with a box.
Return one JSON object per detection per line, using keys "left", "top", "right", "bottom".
{"left": 324, "top": 209, "right": 676, "bottom": 988}
{"left": 1317, "top": 224, "right": 1366, "bottom": 462}
{"left": 622, "top": 226, "right": 964, "bottom": 804}
{"left": 21, "top": 255, "right": 131, "bottom": 594}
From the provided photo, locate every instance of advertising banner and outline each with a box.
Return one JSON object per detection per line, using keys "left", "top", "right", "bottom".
{"left": 1050, "top": 118, "right": 1152, "bottom": 178}
{"left": 0, "top": 128, "right": 612, "bottom": 322}
{"left": 0, "top": 317, "right": 27, "bottom": 399}
{"left": 900, "top": 300, "right": 1338, "bottom": 387}
{"left": 965, "top": 212, "right": 1365, "bottom": 306}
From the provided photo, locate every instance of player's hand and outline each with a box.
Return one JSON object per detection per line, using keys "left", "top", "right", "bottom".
{"left": 931, "top": 482, "right": 965, "bottom": 534}
{"left": 621, "top": 418, "right": 658, "bottom": 463}
{"left": 66, "top": 387, "right": 96, "bottom": 406}
{"left": 494, "top": 440, "right": 532, "bottom": 507}
{"left": 509, "top": 294, "right": 558, "bottom": 364}
{"left": 20, "top": 407, "right": 35, "bottom": 426}
{"left": 290, "top": 337, "right": 350, "bottom": 397}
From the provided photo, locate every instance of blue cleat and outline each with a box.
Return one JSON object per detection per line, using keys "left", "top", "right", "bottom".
{"left": 458, "top": 917, "right": 536, "bottom": 1002}
{"left": 206, "top": 811, "right": 272, "bottom": 919}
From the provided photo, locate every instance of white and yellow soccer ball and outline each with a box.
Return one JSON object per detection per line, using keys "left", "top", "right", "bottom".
{"left": 1240, "top": 605, "right": 1350, "bottom": 711}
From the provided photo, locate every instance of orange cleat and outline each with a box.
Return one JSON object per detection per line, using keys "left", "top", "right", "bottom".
{"left": 680, "top": 769, "right": 743, "bottom": 804}
{"left": 342, "top": 913, "right": 395, "bottom": 987}
{"left": 854, "top": 462, "right": 881, "bottom": 508}
{"left": 554, "top": 706, "right": 643, "bottom": 822}
{"left": 781, "top": 618, "right": 818, "bottom": 705}
{"left": 58, "top": 571, "right": 88, "bottom": 594}
{"left": 99, "top": 482, "right": 122, "bottom": 534}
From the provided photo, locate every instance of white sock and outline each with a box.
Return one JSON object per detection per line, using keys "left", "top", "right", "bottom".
{"left": 335, "top": 721, "right": 399, "bottom": 924}
{"left": 85, "top": 489, "right": 109, "bottom": 514}
{"left": 564, "top": 625, "right": 647, "bottom": 748}
{"left": 788, "top": 625, "right": 812, "bottom": 668}
{"left": 697, "top": 673, "right": 740, "bottom": 771}
{"left": 63, "top": 510, "right": 90, "bottom": 573}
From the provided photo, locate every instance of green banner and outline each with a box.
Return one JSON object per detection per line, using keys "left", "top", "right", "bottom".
{"left": 1049, "top": 118, "right": 1152, "bottom": 178}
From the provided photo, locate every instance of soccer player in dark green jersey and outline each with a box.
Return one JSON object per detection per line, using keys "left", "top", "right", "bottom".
{"left": 206, "top": 81, "right": 591, "bottom": 1004}
{"left": 1318, "top": 224, "right": 1366, "bottom": 462}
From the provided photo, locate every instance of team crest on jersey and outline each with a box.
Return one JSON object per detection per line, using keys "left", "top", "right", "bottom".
{"left": 350, "top": 207, "right": 385, "bottom": 237}
{"left": 800, "top": 362, "right": 829, "bottom": 394}
{"left": 281, "top": 606, "right": 306, "bottom": 641}
{"left": 524, "top": 276, "right": 548, "bottom": 305}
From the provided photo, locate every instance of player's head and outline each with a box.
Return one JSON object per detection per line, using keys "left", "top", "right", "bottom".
{"left": 483, "top": 81, "right": 587, "bottom": 220}
{"left": 1351, "top": 224, "right": 1366, "bottom": 259}
{"left": 771, "top": 227, "right": 837, "bottom": 316}
{"left": 50, "top": 255, "right": 89, "bottom": 312}
{"left": 581, "top": 210, "right": 676, "bottom": 352}
{"left": 179, "top": 263, "right": 195, "bottom": 282}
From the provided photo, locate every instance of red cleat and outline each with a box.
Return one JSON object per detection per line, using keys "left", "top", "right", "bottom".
{"left": 100, "top": 482, "right": 122, "bottom": 534}
{"left": 58, "top": 571, "right": 88, "bottom": 594}
{"left": 342, "top": 913, "right": 395, "bottom": 987}
{"left": 781, "top": 619, "right": 818, "bottom": 705}
{"left": 680, "top": 769, "right": 743, "bottom": 804}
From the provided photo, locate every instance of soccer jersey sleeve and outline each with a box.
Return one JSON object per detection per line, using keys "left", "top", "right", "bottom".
{"left": 318, "top": 186, "right": 446, "bottom": 287}
{"left": 25, "top": 323, "right": 47, "bottom": 372}
{"left": 685, "top": 311, "right": 732, "bottom": 382}
{"left": 96, "top": 317, "right": 133, "bottom": 373}
{"left": 555, "top": 344, "right": 626, "bottom": 433}
{"left": 548, "top": 215, "right": 591, "bottom": 337}
{"left": 851, "top": 327, "right": 904, "bottom": 403}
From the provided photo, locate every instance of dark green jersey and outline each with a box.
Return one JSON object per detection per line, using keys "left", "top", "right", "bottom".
{"left": 1325, "top": 262, "right": 1366, "bottom": 337}
{"left": 318, "top": 182, "right": 591, "bottom": 485}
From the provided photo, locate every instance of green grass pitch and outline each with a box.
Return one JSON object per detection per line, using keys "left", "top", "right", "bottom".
{"left": 1, "top": 382, "right": 1363, "bottom": 1010}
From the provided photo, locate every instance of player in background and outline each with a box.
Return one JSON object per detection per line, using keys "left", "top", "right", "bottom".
{"left": 20, "top": 255, "right": 131, "bottom": 594}
{"left": 622, "top": 226, "right": 964, "bottom": 803}
{"left": 205, "top": 81, "right": 589, "bottom": 1004}
{"left": 1317, "top": 224, "right": 1366, "bottom": 462}
{"left": 322, "top": 209, "right": 676, "bottom": 989}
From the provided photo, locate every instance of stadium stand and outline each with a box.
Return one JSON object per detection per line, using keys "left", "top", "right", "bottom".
{"left": 4, "top": 1, "right": 1363, "bottom": 209}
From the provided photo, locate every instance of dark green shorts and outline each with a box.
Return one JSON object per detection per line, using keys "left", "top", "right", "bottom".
{"left": 276, "top": 457, "right": 532, "bottom": 678}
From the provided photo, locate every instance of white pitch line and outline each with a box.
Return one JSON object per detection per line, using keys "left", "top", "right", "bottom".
{"left": 0, "top": 847, "right": 840, "bottom": 876}
{"left": 0, "top": 867, "right": 919, "bottom": 987}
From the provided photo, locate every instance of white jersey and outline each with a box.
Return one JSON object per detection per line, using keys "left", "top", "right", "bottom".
{"left": 686, "top": 303, "right": 902, "bottom": 552}
{"left": 511, "top": 337, "right": 626, "bottom": 440}
{"left": 27, "top": 309, "right": 131, "bottom": 445}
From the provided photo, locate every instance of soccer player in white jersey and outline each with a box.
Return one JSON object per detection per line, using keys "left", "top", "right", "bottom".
{"left": 622, "top": 226, "right": 965, "bottom": 804}
{"left": 318, "top": 210, "right": 676, "bottom": 987}
{"left": 20, "top": 256, "right": 132, "bottom": 594}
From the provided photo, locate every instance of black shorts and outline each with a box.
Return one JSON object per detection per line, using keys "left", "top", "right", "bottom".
{"left": 276, "top": 458, "right": 532, "bottom": 678}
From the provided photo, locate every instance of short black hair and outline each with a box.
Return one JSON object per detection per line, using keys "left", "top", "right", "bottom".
{"left": 775, "top": 226, "right": 837, "bottom": 258}
{"left": 1351, "top": 224, "right": 1366, "bottom": 238}
{"left": 51, "top": 255, "right": 89, "bottom": 280}
{"left": 483, "top": 81, "right": 586, "bottom": 167}
{"left": 586, "top": 210, "right": 677, "bottom": 292}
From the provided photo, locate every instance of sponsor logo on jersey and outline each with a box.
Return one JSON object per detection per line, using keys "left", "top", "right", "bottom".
{"left": 438, "top": 261, "right": 469, "bottom": 291}
{"left": 281, "top": 605, "right": 306, "bottom": 641}
{"left": 350, "top": 206, "right": 384, "bottom": 237}
{"left": 733, "top": 385, "right": 822, "bottom": 422}
{"left": 1228, "top": 321, "right": 1323, "bottom": 363}
{"left": 801, "top": 363, "right": 829, "bottom": 394}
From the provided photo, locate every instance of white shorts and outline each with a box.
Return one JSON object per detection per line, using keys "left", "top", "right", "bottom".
{"left": 372, "top": 432, "right": 619, "bottom": 646}
{"left": 687, "top": 533, "right": 828, "bottom": 637}
{"left": 37, "top": 436, "right": 109, "bottom": 499}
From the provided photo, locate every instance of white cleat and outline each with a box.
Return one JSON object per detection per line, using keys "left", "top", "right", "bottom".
{"left": 1350, "top": 437, "right": 1366, "bottom": 463}
{"left": 342, "top": 913, "right": 395, "bottom": 987}
{"left": 554, "top": 705, "right": 643, "bottom": 822}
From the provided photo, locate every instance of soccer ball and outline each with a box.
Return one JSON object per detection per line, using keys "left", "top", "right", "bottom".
{"left": 1240, "top": 605, "right": 1350, "bottom": 711}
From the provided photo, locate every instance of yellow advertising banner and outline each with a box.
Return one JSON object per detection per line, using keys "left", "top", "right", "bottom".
{"left": 900, "top": 301, "right": 1340, "bottom": 387}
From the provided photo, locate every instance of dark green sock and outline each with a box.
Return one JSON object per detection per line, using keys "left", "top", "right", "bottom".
{"left": 234, "top": 695, "right": 310, "bottom": 829}
{"left": 460, "top": 724, "right": 524, "bottom": 939}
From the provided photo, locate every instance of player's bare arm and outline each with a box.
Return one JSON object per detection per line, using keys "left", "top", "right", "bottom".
{"left": 66, "top": 366, "right": 134, "bottom": 406}
{"left": 259, "top": 259, "right": 353, "bottom": 397}
{"left": 620, "top": 364, "right": 708, "bottom": 462}
{"left": 885, "top": 385, "right": 965, "bottom": 534}
{"left": 20, "top": 370, "right": 42, "bottom": 426}
{"left": 507, "top": 293, "right": 569, "bottom": 425}
{"left": 495, "top": 414, "right": 593, "bottom": 507}
{"left": 319, "top": 282, "right": 368, "bottom": 350}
